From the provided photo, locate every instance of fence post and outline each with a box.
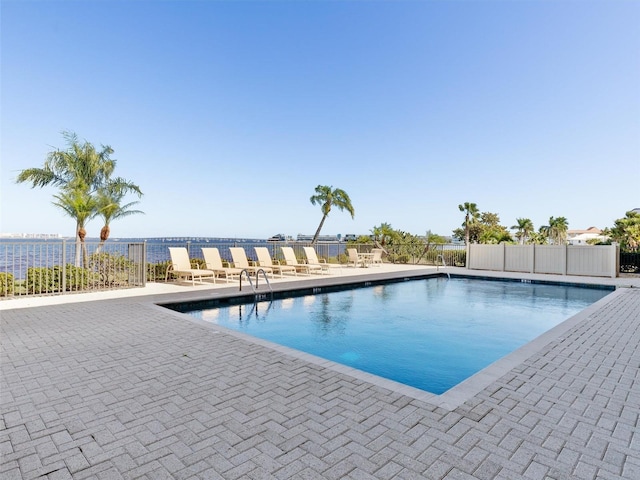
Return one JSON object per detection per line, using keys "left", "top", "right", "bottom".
{"left": 465, "top": 243, "right": 470, "bottom": 268}
{"left": 612, "top": 243, "right": 619, "bottom": 278}
{"left": 128, "top": 242, "right": 146, "bottom": 287}
{"left": 62, "top": 239, "right": 67, "bottom": 293}
{"left": 529, "top": 244, "right": 535, "bottom": 274}
{"left": 143, "top": 241, "right": 147, "bottom": 285}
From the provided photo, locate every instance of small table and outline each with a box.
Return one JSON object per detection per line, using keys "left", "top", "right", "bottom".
{"left": 357, "top": 253, "right": 374, "bottom": 267}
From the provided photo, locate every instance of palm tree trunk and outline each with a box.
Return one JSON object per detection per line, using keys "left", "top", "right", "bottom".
{"left": 96, "top": 225, "right": 109, "bottom": 253}
{"left": 74, "top": 222, "right": 82, "bottom": 266}
{"left": 311, "top": 215, "right": 328, "bottom": 245}
{"left": 78, "top": 226, "right": 89, "bottom": 267}
{"left": 465, "top": 213, "right": 470, "bottom": 245}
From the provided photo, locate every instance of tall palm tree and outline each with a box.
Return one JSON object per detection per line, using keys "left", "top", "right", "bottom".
{"left": 309, "top": 185, "right": 355, "bottom": 245}
{"left": 541, "top": 216, "right": 569, "bottom": 245}
{"left": 17, "top": 131, "right": 115, "bottom": 192}
{"left": 511, "top": 218, "right": 534, "bottom": 245}
{"left": 52, "top": 190, "right": 97, "bottom": 266}
{"left": 16, "top": 131, "right": 142, "bottom": 265}
{"left": 95, "top": 181, "right": 144, "bottom": 251}
{"left": 458, "top": 202, "right": 480, "bottom": 245}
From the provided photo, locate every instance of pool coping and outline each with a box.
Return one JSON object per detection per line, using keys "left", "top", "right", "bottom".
{"left": 154, "top": 271, "right": 624, "bottom": 411}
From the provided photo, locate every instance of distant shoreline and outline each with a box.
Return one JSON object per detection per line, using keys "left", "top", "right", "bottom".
{"left": 0, "top": 235, "right": 351, "bottom": 243}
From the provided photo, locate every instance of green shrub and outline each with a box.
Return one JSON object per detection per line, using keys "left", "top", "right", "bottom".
{"left": 191, "top": 258, "right": 206, "bottom": 269}
{"left": 27, "top": 266, "right": 62, "bottom": 294}
{"left": 26, "top": 265, "right": 91, "bottom": 294}
{"left": 65, "top": 265, "right": 90, "bottom": 291}
{"left": 387, "top": 253, "right": 410, "bottom": 264}
{"left": 422, "top": 250, "right": 440, "bottom": 264}
{"left": 398, "top": 254, "right": 410, "bottom": 264}
{"left": 148, "top": 261, "right": 171, "bottom": 282}
{"left": 0, "top": 272, "right": 14, "bottom": 296}
{"left": 89, "top": 252, "right": 135, "bottom": 286}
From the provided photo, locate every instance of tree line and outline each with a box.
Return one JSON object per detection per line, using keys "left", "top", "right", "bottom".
{"left": 16, "top": 131, "right": 143, "bottom": 266}
{"left": 456, "top": 201, "right": 639, "bottom": 252}
{"left": 15, "top": 133, "right": 638, "bottom": 268}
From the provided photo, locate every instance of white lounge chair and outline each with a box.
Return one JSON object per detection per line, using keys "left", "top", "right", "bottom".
{"left": 166, "top": 247, "right": 216, "bottom": 285}
{"left": 347, "top": 248, "right": 368, "bottom": 268}
{"left": 370, "top": 248, "right": 383, "bottom": 266}
{"left": 202, "top": 247, "right": 243, "bottom": 283}
{"left": 303, "top": 246, "right": 341, "bottom": 274}
{"left": 254, "top": 247, "right": 297, "bottom": 277}
{"left": 230, "top": 247, "right": 273, "bottom": 277}
{"left": 281, "top": 247, "right": 323, "bottom": 275}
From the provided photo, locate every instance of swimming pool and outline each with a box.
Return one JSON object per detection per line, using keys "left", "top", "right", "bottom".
{"left": 179, "top": 277, "right": 611, "bottom": 394}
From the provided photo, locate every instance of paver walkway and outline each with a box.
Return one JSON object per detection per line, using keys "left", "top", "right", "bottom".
{"left": 1, "top": 276, "right": 639, "bottom": 479}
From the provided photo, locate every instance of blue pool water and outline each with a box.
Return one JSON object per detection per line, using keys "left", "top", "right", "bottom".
{"left": 185, "top": 278, "right": 611, "bottom": 394}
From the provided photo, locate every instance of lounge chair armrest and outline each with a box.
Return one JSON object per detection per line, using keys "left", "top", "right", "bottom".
{"left": 165, "top": 264, "right": 175, "bottom": 281}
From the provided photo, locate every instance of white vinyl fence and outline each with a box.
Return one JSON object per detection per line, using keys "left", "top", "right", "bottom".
{"left": 468, "top": 244, "right": 620, "bottom": 278}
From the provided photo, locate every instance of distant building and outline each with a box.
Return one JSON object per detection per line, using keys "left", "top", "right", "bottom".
{"left": 296, "top": 234, "right": 340, "bottom": 242}
{"left": 0, "top": 233, "right": 61, "bottom": 239}
{"left": 567, "top": 227, "right": 608, "bottom": 245}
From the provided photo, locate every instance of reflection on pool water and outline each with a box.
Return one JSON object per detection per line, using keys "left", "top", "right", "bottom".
{"left": 185, "top": 278, "right": 611, "bottom": 394}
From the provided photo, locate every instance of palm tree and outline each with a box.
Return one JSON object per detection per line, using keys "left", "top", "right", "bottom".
{"left": 549, "top": 216, "right": 569, "bottom": 245}
{"left": 52, "top": 189, "right": 97, "bottom": 266}
{"left": 458, "top": 202, "right": 480, "bottom": 245}
{"left": 17, "top": 131, "right": 115, "bottom": 192}
{"left": 309, "top": 185, "right": 355, "bottom": 245}
{"left": 541, "top": 216, "right": 569, "bottom": 245}
{"left": 511, "top": 218, "right": 534, "bottom": 244}
{"left": 608, "top": 211, "right": 640, "bottom": 251}
{"left": 95, "top": 181, "right": 144, "bottom": 251}
{"left": 526, "top": 230, "right": 545, "bottom": 245}
{"left": 16, "top": 131, "right": 142, "bottom": 265}
{"left": 371, "top": 222, "right": 394, "bottom": 247}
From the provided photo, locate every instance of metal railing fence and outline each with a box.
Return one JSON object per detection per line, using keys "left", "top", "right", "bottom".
{"left": 0, "top": 240, "right": 146, "bottom": 298}
{"left": 620, "top": 252, "right": 640, "bottom": 273}
{"left": 147, "top": 241, "right": 348, "bottom": 282}
{"left": 3, "top": 237, "right": 636, "bottom": 300}
{"left": 148, "top": 241, "right": 467, "bottom": 282}
{"left": 1, "top": 239, "right": 470, "bottom": 297}
{"left": 1, "top": 239, "right": 468, "bottom": 298}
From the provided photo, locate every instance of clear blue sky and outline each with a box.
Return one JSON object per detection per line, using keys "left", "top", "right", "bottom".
{"left": 2, "top": 0, "right": 639, "bottom": 240}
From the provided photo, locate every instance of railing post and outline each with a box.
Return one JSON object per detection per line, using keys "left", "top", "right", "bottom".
{"left": 62, "top": 239, "right": 67, "bottom": 293}
{"left": 143, "top": 241, "right": 147, "bottom": 286}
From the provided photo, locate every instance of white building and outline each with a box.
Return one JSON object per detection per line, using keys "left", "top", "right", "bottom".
{"left": 567, "top": 227, "right": 608, "bottom": 245}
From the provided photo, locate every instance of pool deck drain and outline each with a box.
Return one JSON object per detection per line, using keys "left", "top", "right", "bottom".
{"left": 1, "top": 266, "right": 639, "bottom": 479}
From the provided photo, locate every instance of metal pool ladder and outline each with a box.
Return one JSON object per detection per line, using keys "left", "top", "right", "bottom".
{"left": 436, "top": 254, "right": 451, "bottom": 279}
{"left": 239, "top": 268, "right": 273, "bottom": 300}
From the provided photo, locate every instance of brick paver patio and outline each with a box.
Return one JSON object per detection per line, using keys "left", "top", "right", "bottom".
{"left": 1, "top": 271, "right": 639, "bottom": 479}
